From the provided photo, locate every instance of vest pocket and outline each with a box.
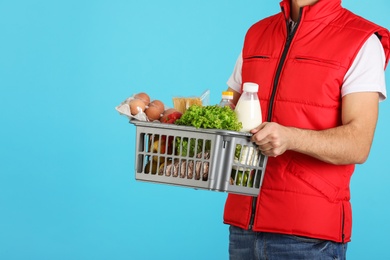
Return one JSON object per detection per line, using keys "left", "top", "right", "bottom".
{"left": 244, "top": 55, "right": 271, "bottom": 62}
{"left": 286, "top": 158, "right": 341, "bottom": 203}
{"left": 293, "top": 56, "right": 341, "bottom": 70}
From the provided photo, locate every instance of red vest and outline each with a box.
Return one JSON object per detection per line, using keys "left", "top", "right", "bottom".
{"left": 223, "top": 0, "right": 390, "bottom": 243}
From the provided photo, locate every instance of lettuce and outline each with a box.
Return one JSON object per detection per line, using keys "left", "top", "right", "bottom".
{"left": 174, "top": 105, "right": 242, "bottom": 131}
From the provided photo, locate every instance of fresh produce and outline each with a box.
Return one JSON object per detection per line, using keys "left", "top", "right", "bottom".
{"left": 145, "top": 160, "right": 159, "bottom": 174}
{"left": 174, "top": 104, "right": 242, "bottom": 157}
{"left": 150, "top": 135, "right": 167, "bottom": 154}
{"left": 174, "top": 105, "right": 242, "bottom": 131}
{"left": 160, "top": 108, "right": 182, "bottom": 124}
{"left": 230, "top": 168, "right": 254, "bottom": 187}
{"left": 174, "top": 137, "right": 210, "bottom": 157}
{"left": 150, "top": 135, "right": 174, "bottom": 155}
{"left": 161, "top": 108, "right": 177, "bottom": 116}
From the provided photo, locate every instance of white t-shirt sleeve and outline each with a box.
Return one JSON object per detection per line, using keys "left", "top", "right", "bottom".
{"left": 342, "top": 34, "right": 387, "bottom": 101}
{"left": 227, "top": 52, "right": 243, "bottom": 93}
{"left": 227, "top": 34, "right": 387, "bottom": 100}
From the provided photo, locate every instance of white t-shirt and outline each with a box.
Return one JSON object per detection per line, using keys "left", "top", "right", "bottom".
{"left": 227, "top": 34, "right": 387, "bottom": 101}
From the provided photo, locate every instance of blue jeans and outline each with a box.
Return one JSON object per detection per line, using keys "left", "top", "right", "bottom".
{"left": 229, "top": 226, "right": 347, "bottom": 260}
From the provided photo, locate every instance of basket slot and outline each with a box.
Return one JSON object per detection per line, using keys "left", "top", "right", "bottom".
{"left": 230, "top": 167, "right": 254, "bottom": 188}
{"left": 253, "top": 169, "right": 264, "bottom": 188}
{"left": 234, "top": 144, "right": 261, "bottom": 167}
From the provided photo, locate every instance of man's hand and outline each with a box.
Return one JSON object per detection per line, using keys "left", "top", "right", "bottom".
{"left": 250, "top": 122, "right": 293, "bottom": 157}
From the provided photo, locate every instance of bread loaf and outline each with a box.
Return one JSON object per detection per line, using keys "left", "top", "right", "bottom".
{"left": 172, "top": 97, "right": 203, "bottom": 113}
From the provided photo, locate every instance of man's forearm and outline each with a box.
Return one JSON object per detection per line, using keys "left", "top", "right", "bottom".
{"left": 288, "top": 123, "right": 375, "bottom": 165}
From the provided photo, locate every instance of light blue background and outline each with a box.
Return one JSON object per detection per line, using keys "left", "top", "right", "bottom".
{"left": 1, "top": 1, "right": 389, "bottom": 259}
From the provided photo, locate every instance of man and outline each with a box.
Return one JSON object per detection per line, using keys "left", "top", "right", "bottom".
{"left": 224, "top": 0, "right": 390, "bottom": 259}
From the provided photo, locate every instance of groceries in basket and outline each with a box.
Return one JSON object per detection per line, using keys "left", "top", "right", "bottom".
{"left": 115, "top": 91, "right": 182, "bottom": 123}
{"left": 172, "top": 89, "right": 210, "bottom": 114}
{"left": 116, "top": 87, "right": 267, "bottom": 195}
{"left": 115, "top": 90, "right": 210, "bottom": 123}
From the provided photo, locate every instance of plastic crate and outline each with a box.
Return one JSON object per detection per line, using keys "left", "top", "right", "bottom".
{"left": 130, "top": 120, "right": 268, "bottom": 196}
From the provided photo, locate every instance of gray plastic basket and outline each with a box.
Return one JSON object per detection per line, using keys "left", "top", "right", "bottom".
{"left": 130, "top": 120, "right": 267, "bottom": 196}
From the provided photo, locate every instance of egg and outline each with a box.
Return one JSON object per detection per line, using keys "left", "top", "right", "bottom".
{"left": 150, "top": 100, "right": 165, "bottom": 113}
{"left": 134, "top": 92, "right": 150, "bottom": 106}
{"left": 145, "top": 105, "right": 162, "bottom": 121}
{"left": 129, "top": 99, "right": 146, "bottom": 115}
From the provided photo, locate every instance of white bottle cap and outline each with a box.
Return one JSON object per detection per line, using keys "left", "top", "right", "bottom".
{"left": 243, "top": 82, "right": 259, "bottom": 93}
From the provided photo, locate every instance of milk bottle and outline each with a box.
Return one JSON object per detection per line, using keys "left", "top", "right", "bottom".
{"left": 235, "top": 82, "right": 262, "bottom": 132}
